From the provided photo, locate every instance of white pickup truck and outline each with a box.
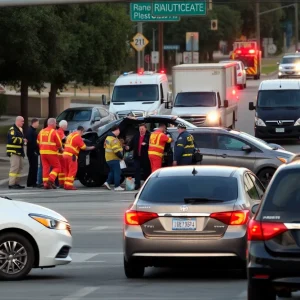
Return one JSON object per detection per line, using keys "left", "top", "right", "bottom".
{"left": 168, "top": 63, "right": 239, "bottom": 128}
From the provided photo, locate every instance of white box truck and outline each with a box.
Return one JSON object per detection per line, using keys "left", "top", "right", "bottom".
{"left": 168, "top": 63, "right": 239, "bottom": 128}
{"left": 109, "top": 71, "right": 170, "bottom": 119}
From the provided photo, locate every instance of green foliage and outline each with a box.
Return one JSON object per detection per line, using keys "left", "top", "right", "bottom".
{"left": 0, "top": 94, "right": 7, "bottom": 117}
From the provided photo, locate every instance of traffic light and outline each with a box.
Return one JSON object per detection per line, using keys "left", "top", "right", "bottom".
{"left": 211, "top": 19, "right": 218, "bottom": 30}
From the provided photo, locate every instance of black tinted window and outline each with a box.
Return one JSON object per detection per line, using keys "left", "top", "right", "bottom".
{"left": 192, "top": 133, "right": 214, "bottom": 149}
{"left": 217, "top": 135, "right": 247, "bottom": 151}
{"left": 249, "top": 173, "right": 265, "bottom": 198}
{"left": 263, "top": 169, "right": 300, "bottom": 211}
{"left": 174, "top": 92, "right": 216, "bottom": 107}
{"left": 139, "top": 176, "right": 238, "bottom": 203}
{"left": 258, "top": 90, "right": 300, "bottom": 108}
{"left": 244, "top": 174, "right": 260, "bottom": 200}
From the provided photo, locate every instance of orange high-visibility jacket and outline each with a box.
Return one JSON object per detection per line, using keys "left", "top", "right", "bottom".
{"left": 56, "top": 128, "right": 66, "bottom": 156}
{"left": 148, "top": 129, "right": 172, "bottom": 158}
{"left": 63, "top": 132, "right": 86, "bottom": 157}
{"left": 37, "top": 127, "right": 62, "bottom": 155}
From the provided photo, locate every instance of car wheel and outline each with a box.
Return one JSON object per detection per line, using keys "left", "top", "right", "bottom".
{"left": 239, "top": 84, "right": 244, "bottom": 90}
{"left": 0, "top": 232, "right": 34, "bottom": 281}
{"left": 124, "top": 257, "right": 145, "bottom": 279}
{"left": 77, "top": 172, "right": 106, "bottom": 187}
{"left": 248, "top": 281, "right": 276, "bottom": 300}
{"left": 257, "top": 168, "right": 276, "bottom": 187}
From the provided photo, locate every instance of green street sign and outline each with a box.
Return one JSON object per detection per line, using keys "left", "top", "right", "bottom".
{"left": 152, "top": 1, "right": 207, "bottom": 16}
{"left": 130, "top": 2, "right": 181, "bottom": 22}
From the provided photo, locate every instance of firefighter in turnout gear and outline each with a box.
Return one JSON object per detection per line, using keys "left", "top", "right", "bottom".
{"left": 63, "top": 126, "right": 95, "bottom": 190}
{"left": 57, "top": 120, "right": 68, "bottom": 187}
{"left": 173, "top": 123, "right": 195, "bottom": 166}
{"left": 148, "top": 123, "right": 172, "bottom": 173}
{"left": 37, "top": 118, "right": 63, "bottom": 189}
{"left": 6, "top": 116, "right": 27, "bottom": 189}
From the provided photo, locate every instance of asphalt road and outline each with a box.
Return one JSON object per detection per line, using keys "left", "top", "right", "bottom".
{"left": 1, "top": 75, "right": 300, "bottom": 300}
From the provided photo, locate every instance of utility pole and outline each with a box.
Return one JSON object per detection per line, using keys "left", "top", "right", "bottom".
{"left": 152, "top": 28, "right": 157, "bottom": 71}
{"left": 137, "top": 22, "right": 143, "bottom": 71}
{"left": 191, "top": 34, "right": 194, "bottom": 64}
{"left": 296, "top": 2, "right": 299, "bottom": 51}
{"left": 158, "top": 22, "right": 164, "bottom": 70}
{"left": 256, "top": 1, "right": 260, "bottom": 49}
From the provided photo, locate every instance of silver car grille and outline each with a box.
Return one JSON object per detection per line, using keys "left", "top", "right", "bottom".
{"left": 117, "top": 111, "right": 145, "bottom": 119}
{"left": 180, "top": 116, "right": 206, "bottom": 126}
{"left": 265, "top": 120, "right": 295, "bottom": 127}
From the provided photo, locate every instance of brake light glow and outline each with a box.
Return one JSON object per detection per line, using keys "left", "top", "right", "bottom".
{"left": 238, "top": 72, "right": 242, "bottom": 76}
{"left": 247, "top": 220, "right": 288, "bottom": 241}
{"left": 160, "top": 69, "right": 165, "bottom": 74}
{"left": 125, "top": 210, "right": 158, "bottom": 225}
{"left": 210, "top": 210, "right": 249, "bottom": 225}
{"left": 236, "top": 50, "right": 241, "bottom": 54}
{"left": 232, "top": 89, "right": 236, "bottom": 95}
{"left": 249, "top": 49, "right": 255, "bottom": 54}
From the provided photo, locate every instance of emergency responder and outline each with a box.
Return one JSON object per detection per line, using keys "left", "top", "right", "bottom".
{"left": 57, "top": 120, "right": 68, "bottom": 187}
{"left": 173, "top": 123, "right": 195, "bottom": 166}
{"left": 37, "top": 118, "right": 63, "bottom": 189}
{"left": 148, "top": 123, "right": 172, "bottom": 173}
{"left": 63, "top": 126, "right": 95, "bottom": 190}
{"left": 7, "top": 116, "right": 27, "bottom": 189}
{"left": 103, "top": 125, "right": 125, "bottom": 191}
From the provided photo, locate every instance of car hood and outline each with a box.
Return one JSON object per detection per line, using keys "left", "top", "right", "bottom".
{"left": 272, "top": 148, "right": 294, "bottom": 158}
{"left": 171, "top": 107, "right": 217, "bottom": 115}
{"left": 280, "top": 63, "right": 297, "bottom": 68}
{"left": 257, "top": 107, "right": 300, "bottom": 122}
{"left": 109, "top": 101, "right": 159, "bottom": 114}
{"left": 12, "top": 200, "right": 68, "bottom": 222}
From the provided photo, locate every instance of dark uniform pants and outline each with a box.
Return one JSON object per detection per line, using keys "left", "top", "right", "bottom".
{"left": 27, "top": 154, "right": 38, "bottom": 187}
{"left": 134, "top": 156, "right": 151, "bottom": 187}
{"left": 178, "top": 157, "right": 193, "bottom": 166}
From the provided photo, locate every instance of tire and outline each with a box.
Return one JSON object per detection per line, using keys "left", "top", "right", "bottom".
{"left": 124, "top": 257, "right": 145, "bottom": 279}
{"left": 257, "top": 167, "right": 276, "bottom": 187}
{"left": 0, "top": 232, "right": 34, "bottom": 281}
{"left": 277, "top": 290, "right": 292, "bottom": 298}
{"left": 244, "top": 83, "right": 247, "bottom": 88}
{"left": 77, "top": 172, "right": 106, "bottom": 187}
{"left": 239, "top": 84, "right": 244, "bottom": 90}
{"left": 248, "top": 281, "right": 276, "bottom": 300}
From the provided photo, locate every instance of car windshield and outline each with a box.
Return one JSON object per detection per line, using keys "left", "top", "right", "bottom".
{"left": 112, "top": 85, "right": 159, "bottom": 102}
{"left": 138, "top": 176, "right": 238, "bottom": 203}
{"left": 281, "top": 56, "right": 300, "bottom": 64}
{"left": 57, "top": 110, "right": 92, "bottom": 122}
{"left": 263, "top": 169, "right": 300, "bottom": 211}
{"left": 174, "top": 92, "right": 216, "bottom": 107}
{"left": 257, "top": 90, "right": 300, "bottom": 108}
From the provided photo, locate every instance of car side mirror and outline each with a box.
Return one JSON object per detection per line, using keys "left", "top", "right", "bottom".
{"left": 94, "top": 116, "right": 101, "bottom": 122}
{"left": 167, "top": 91, "right": 172, "bottom": 102}
{"left": 165, "top": 102, "right": 173, "bottom": 109}
{"left": 242, "top": 145, "right": 252, "bottom": 152}
{"left": 224, "top": 100, "right": 229, "bottom": 108}
{"left": 249, "top": 102, "right": 255, "bottom": 111}
{"left": 251, "top": 203, "right": 259, "bottom": 215}
{"left": 102, "top": 94, "right": 107, "bottom": 105}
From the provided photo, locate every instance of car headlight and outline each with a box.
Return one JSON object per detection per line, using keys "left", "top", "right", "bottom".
{"left": 279, "top": 66, "right": 283, "bottom": 71}
{"left": 29, "top": 214, "right": 70, "bottom": 232}
{"left": 294, "top": 118, "right": 300, "bottom": 126}
{"left": 207, "top": 112, "right": 219, "bottom": 123}
{"left": 147, "top": 110, "right": 158, "bottom": 116}
{"left": 255, "top": 117, "right": 266, "bottom": 126}
{"left": 277, "top": 157, "right": 287, "bottom": 164}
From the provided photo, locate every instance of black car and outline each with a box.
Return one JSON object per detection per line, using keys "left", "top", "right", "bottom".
{"left": 247, "top": 161, "right": 300, "bottom": 299}
{"left": 76, "top": 116, "right": 197, "bottom": 187}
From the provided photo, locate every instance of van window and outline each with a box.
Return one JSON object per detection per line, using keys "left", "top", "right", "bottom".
{"left": 257, "top": 90, "right": 300, "bottom": 108}
{"left": 281, "top": 56, "right": 300, "bottom": 64}
{"left": 174, "top": 92, "right": 216, "bottom": 107}
{"left": 112, "top": 85, "right": 159, "bottom": 102}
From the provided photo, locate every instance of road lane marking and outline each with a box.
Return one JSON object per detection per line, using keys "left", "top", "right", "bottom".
{"left": 70, "top": 253, "right": 99, "bottom": 263}
{"left": 61, "top": 287, "right": 99, "bottom": 300}
{"left": 90, "top": 226, "right": 108, "bottom": 231}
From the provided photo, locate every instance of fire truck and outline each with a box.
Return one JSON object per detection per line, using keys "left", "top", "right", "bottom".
{"left": 230, "top": 40, "right": 262, "bottom": 80}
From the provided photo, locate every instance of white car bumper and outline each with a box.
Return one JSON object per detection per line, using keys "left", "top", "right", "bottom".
{"left": 35, "top": 227, "right": 72, "bottom": 267}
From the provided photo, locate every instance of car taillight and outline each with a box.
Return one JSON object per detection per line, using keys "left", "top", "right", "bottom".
{"left": 247, "top": 220, "right": 288, "bottom": 241}
{"left": 238, "top": 72, "right": 242, "bottom": 76}
{"left": 125, "top": 210, "right": 158, "bottom": 225}
{"left": 232, "top": 89, "right": 236, "bottom": 95}
{"left": 210, "top": 210, "right": 249, "bottom": 225}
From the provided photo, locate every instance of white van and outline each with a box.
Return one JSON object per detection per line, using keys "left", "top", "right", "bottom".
{"left": 169, "top": 63, "right": 239, "bottom": 128}
{"left": 109, "top": 71, "right": 170, "bottom": 119}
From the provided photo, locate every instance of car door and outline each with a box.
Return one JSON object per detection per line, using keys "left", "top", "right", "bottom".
{"left": 191, "top": 132, "right": 217, "bottom": 165}
{"left": 215, "top": 134, "right": 256, "bottom": 171}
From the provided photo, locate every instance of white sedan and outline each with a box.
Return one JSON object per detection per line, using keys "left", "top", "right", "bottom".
{"left": 219, "top": 60, "right": 247, "bottom": 89}
{"left": 0, "top": 196, "right": 72, "bottom": 280}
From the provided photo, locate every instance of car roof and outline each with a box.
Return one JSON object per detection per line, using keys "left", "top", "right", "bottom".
{"left": 63, "top": 107, "right": 94, "bottom": 111}
{"left": 259, "top": 79, "right": 300, "bottom": 90}
{"left": 153, "top": 165, "right": 244, "bottom": 178}
{"left": 173, "top": 63, "right": 236, "bottom": 70}
{"left": 115, "top": 72, "right": 167, "bottom": 85}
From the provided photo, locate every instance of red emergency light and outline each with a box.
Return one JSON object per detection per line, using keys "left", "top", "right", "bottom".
{"left": 159, "top": 69, "right": 165, "bottom": 74}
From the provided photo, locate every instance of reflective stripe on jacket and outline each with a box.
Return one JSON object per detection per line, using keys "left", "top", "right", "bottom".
{"left": 148, "top": 129, "right": 172, "bottom": 158}
{"left": 37, "top": 126, "right": 62, "bottom": 155}
{"left": 104, "top": 134, "right": 123, "bottom": 161}
{"left": 6, "top": 124, "right": 24, "bottom": 157}
{"left": 174, "top": 131, "right": 195, "bottom": 162}
{"left": 63, "top": 132, "right": 86, "bottom": 157}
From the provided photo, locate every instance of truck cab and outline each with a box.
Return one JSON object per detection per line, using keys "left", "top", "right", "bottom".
{"left": 109, "top": 71, "right": 170, "bottom": 119}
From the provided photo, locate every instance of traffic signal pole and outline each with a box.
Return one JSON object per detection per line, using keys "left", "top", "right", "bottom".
{"left": 158, "top": 22, "right": 164, "bottom": 70}
{"left": 256, "top": 1, "right": 260, "bottom": 49}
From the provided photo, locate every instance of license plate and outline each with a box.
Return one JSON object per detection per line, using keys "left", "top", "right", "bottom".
{"left": 286, "top": 71, "right": 295, "bottom": 74}
{"left": 86, "top": 155, "right": 90, "bottom": 165}
{"left": 276, "top": 128, "right": 285, "bottom": 133}
{"left": 172, "top": 218, "right": 196, "bottom": 230}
